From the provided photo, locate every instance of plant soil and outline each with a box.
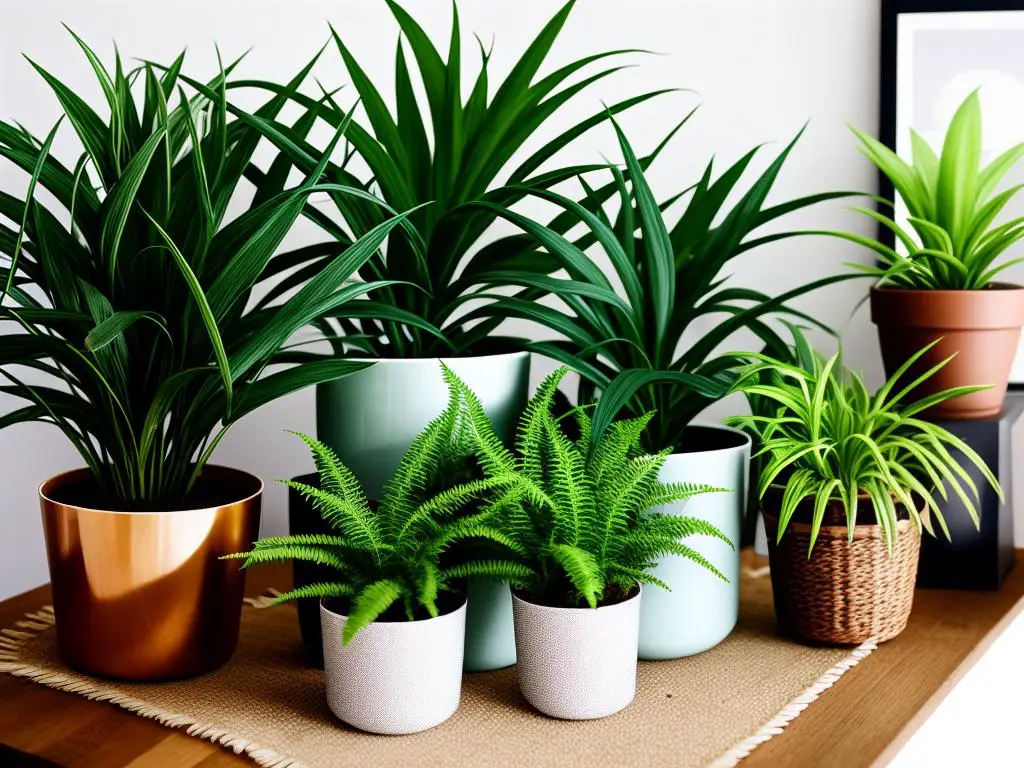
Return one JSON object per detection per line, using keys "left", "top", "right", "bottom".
{"left": 43, "top": 467, "right": 261, "bottom": 513}
{"left": 673, "top": 425, "right": 748, "bottom": 454}
{"left": 513, "top": 583, "right": 640, "bottom": 610}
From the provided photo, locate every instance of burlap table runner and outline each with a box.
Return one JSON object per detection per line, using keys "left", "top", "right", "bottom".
{"left": 0, "top": 566, "right": 875, "bottom": 768}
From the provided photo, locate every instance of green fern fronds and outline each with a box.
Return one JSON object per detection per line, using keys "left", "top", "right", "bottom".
{"left": 271, "top": 582, "right": 356, "bottom": 606}
{"left": 226, "top": 365, "right": 532, "bottom": 643}
{"left": 466, "top": 367, "right": 731, "bottom": 608}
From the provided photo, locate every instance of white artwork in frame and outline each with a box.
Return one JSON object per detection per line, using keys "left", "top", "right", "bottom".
{"left": 895, "top": 9, "right": 1024, "bottom": 383}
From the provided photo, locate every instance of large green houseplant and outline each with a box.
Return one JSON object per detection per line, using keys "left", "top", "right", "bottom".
{"left": 451, "top": 366, "right": 728, "bottom": 719}
{"left": 846, "top": 91, "right": 1024, "bottom": 418}
{"left": 3, "top": 37, "right": 409, "bottom": 680}
{"left": 228, "top": 401, "right": 526, "bottom": 734}
{"left": 199, "top": 0, "right": 679, "bottom": 672}
{"left": 726, "top": 329, "right": 1000, "bottom": 644}
{"left": 194, "top": 0, "right": 680, "bottom": 507}
{"left": 476, "top": 117, "right": 854, "bottom": 659}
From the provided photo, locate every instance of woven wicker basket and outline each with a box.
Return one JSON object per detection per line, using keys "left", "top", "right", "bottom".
{"left": 764, "top": 496, "right": 921, "bottom": 645}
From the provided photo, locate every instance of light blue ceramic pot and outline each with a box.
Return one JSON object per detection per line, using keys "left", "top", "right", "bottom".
{"left": 463, "top": 576, "right": 516, "bottom": 672}
{"left": 315, "top": 352, "right": 529, "bottom": 671}
{"left": 638, "top": 424, "right": 750, "bottom": 660}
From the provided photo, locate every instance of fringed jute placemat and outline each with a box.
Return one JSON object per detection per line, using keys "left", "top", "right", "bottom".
{"left": 0, "top": 568, "right": 874, "bottom": 768}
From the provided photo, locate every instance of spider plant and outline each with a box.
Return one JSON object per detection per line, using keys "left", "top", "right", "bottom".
{"left": 725, "top": 327, "right": 1002, "bottom": 553}
{"left": 471, "top": 117, "right": 857, "bottom": 452}
{"left": 227, "top": 373, "right": 529, "bottom": 643}
{"left": 843, "top": 90, "right": 1024, "bottom": 289}
{"left": 205, "top": 0, "right": 678, "bottom": 358}
{"left": 0, "top": 35, "right": 412, "bottom": 508}
{"left": 451, "top": 366, "right": 730, "bottom": 608}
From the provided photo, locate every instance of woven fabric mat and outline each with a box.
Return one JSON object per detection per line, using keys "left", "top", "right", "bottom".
{"left": 0, "top": 567, "right": 875, "bottom": 768}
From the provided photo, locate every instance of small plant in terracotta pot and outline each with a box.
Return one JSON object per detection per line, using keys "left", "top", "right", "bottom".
{"left": 459, "top": 368, "right": 729, "bottom": 720}
{"left": 226, "top": 373, "right": 528, "bottom": 735}
{"left": 845, "top": 91, "right": 1024, "bottom": 419}
{"left": 727, "top": 330, "right": 1001, "bottom": 645}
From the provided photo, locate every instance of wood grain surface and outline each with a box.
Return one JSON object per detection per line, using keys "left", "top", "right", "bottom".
{"left": 2, "top": 553, "right": 1022, "bottom": 767}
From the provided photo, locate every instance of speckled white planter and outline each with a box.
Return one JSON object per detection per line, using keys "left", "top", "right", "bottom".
{"left": 511, "top": 589, "right": 641, "bottom": 720}
{"left": 319, "top": 598, "right": 467, "bottom": 734}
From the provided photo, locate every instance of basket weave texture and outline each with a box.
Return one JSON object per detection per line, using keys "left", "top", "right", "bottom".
{"left": 764, "top": 498, "right": 921, "bottom": 645}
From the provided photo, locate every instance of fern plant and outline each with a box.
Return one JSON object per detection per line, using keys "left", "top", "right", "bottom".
{"left": 451, "top": 366, "right": 732, "bottom": 609}
{"left": 0, "top": 35, "right": 411, "bottom": 507}
{"left": 226, "top": 369, "right": 528, "bottom": 643}
{"left": 726, "top": 327, "right": 1002, "bottom": 553}
{"left": 842, "top": 91, "right": 1024, "bottom": 289}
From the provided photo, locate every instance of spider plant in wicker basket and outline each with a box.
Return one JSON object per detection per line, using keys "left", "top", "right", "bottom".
{"left": 448, "top": 365, "right": 730, "bottom": 718}
{"left": 205, "top": 0, "right": 677, "bottom": 357}
{"left": 726, "top": 328, "right": 1001, "bottom": 551}
{"left": 0, "top": 36, "right": 414, "bottom": 509}
{"left": 724, "top": 327, "right": 1001, "bottom": 644}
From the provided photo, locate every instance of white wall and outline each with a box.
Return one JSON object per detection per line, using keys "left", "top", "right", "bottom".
{"left": 0, "top": 0, "right": 882, "bottom": 598}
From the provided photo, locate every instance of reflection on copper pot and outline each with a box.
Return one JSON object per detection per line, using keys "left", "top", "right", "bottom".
{"left": 39, "top": 466, "right": 262, "bottom": 681}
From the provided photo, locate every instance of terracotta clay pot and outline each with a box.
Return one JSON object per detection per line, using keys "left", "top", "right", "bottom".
{"left": 870, "top": 283, "right": 1024, "bottom": 419}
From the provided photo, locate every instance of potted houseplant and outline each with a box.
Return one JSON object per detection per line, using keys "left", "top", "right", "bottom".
{"left": 847, "top": 90, "right": 1024, "bottom": 419}
{"left": 473, "top": 118, "right": 855, "bottom": 659}
{"left": 212, "top": 0, "right": 672, "bottom": 672}
{"left": 226, "top": 382, "right": 529, "bottom": 734}
{"left": 454, "top": 367, "right": 730, "bottom": 719}
{"left": 2, "top": 38, "right": 409, "bottom": 680}
{"left": 727, "top": 329, "right": 1001, "bottom": 644}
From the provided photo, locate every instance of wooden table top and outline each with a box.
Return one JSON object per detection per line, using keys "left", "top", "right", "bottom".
{"left": 2, "top": 552, "right": 1024, "bottom": 768}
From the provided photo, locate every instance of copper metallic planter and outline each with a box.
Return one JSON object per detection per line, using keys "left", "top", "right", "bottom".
{"left": 39, "top": 466, "right": 262, "bottom": 681}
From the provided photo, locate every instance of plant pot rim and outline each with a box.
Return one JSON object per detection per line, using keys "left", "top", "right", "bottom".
{"left": 319, "top": 594, "right": 468, "bottom": 624}
{"left": 38, "top": 466, "right": 264, "bottom": 515}
{"left": 762, "top": 505, "right": 916, "bottom": 539}
{"left": 511, "top": 585, "right": 642, "bottom": 614}
{"left": 337, "top": 350, "right": 530, "bottom": 365}
{"left": 671, "top": 422, "right": 751, "bottom": 455}
{"left": 871, "top": 281, "right": 1024, "bottom": 295}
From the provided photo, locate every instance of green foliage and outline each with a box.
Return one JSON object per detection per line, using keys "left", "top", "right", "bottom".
{"left": 726, "top": 327, "right": 1002, "bottom": 554}
{"left": 227, "top": 370, "right": 527, "bottom": 643}
{"left": 474, "top": 116, "right": 858, "bottom": 451}
{"left": 845, "top": 91, "right": 1024, "bottom": 289}
{"left": 0, "top": 35, "right": 415, "bottom": 507}
{"left": 454, "top": 366, "right": 731, "bottom": 609}
{"left": 226, "top": 0, "right": 671, "bottom": 357}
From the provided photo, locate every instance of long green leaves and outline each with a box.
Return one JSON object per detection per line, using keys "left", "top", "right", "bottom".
{"left": 0, "top": 37, "right": 399, "bottom": 507}
{"left": 479, "top": 118, "right": 858, "bottom": 451}
{"left": 727, "top": 328, "right": 1001, "bottom": 554}
{"left": 850, "top": 91, "right": 1024, "bottom": 289}
{"left": 234, "top": 0, "right": 662, "bottom": 357}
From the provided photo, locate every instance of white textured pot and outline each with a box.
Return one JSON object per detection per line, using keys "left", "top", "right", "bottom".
{"left": 319, "top": 598, "right": 467, "bottom": 734}
{"left": 638, "top": 424, "right": 750, "bottom": 660}
{"left": 315, "top": 352, "right": 530, "bottom": 501}
{"left": 511, "top": 588, "right": 641, "bottom": 720}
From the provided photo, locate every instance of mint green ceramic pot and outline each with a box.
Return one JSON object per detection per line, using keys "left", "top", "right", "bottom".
{"left": 638, "top": 424, "right": 750, "bottom": 660}
{"left": 315, "top": 351, "right": 529, "bottom": 671}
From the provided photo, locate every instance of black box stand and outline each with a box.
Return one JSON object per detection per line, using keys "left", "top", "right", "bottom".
{"left": 916, "top": 394, "right": 1023, "bottom": 591}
